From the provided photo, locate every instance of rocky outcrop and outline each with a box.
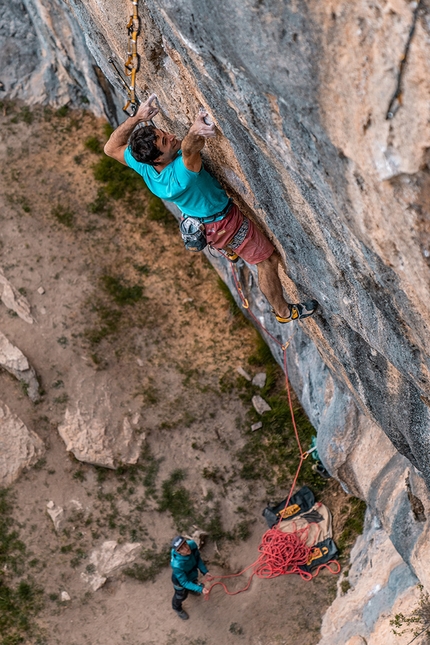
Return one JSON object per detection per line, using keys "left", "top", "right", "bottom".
{"left": 81, "top": 541, "right": 142, "bottom": 591}
{"left": 46, "top": 499, "right": 88, "bottom": 533}
{"left": 46, "top": 500, "right": 66, "bottom": 533}
{"left": 0, "top": 400, "right": 44, "bottom": 485}
{"left": 320, "top": 512, "right": 424, "bottom": 645}
{"left": 0, "top": 269, "right": 34, "bottom": 324}
{"left": 0, "top": 331, "right": 40, "bottom": 401}
{"left": 57, "top": 377, "right": 145, "bottom": 468}
{"left": 0, "top": 0, "right": 120, "bottom": 123}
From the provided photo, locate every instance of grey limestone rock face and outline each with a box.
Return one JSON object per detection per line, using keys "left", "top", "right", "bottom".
{"left": 319, "top": 512, "right": 425, "bottom": 645}
{"left": 0, "top": 0, "right": 121, "bottom": 122}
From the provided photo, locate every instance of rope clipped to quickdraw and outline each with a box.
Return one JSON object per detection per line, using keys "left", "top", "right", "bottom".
{"left": 108, "top": 0, "right": 141, "bottom": 116}
{"left": 203, "top": 262, "right": 340, "bottom": 598}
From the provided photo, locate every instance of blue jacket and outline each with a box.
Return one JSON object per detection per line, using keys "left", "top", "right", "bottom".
{"left": 170, "top": 540, "right": 208, "bottom": 593}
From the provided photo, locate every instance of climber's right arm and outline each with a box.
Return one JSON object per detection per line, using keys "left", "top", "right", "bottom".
{"left": 103, "top": 94, "right": 159, "bottom": 165}
{"left": 182, "top": 111, "right": 216, "bottom": 172}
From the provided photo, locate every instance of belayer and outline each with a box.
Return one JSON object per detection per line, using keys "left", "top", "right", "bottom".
{"left": 104, "top": 94, "right": 318, "bottom": 323}
{"left": 169, "top": 535, "right": 212, "bottom": 620}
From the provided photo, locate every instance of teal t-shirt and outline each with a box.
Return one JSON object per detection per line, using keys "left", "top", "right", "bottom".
{"left": 124, "top": 147, "right": 229, "bottom": 218}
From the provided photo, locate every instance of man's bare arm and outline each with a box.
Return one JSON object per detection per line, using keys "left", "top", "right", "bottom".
{"left": 182, "top": 110, "right": 216, "bottom": 172}
{"left": 104, "top": 94, "right": 159, "bottom": 165}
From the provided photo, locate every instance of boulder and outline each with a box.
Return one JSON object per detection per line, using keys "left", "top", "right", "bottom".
{"left": 0, "top": 400, "right": 44, "bottom": 485}
{"left": 46, "top": 501, "right": 66, "bottom": 533}
{"left": 0, "top": 268, "right": 34, "bottom": 324}
{"left": 252, "top": 372, "right": 267, "bottom": 388}
{"left": 251, "top": 421, "right": 263, "bottom": 432}
{"left": 81, "top": 541, "right": 142, "bottom": 591}
{"left": 58, "top": 388, "right": 145, "bottom": 468}
{"left": 236, "top": 366, "right": 252, "bottom": 381}
{"left": 252, "top": 395, "right": 271, "bottom": 415}
{"left": 0, "top": 331, "right": 40, "bottom": 401}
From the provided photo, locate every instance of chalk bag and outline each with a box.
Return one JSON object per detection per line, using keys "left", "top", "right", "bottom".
{"left": 180, "top": 217, "right": 207, "bottom": 252}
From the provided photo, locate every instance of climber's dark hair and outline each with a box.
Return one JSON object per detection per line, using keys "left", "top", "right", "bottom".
{"left": 129, "top": 125, "right": 161, "bottom": 165}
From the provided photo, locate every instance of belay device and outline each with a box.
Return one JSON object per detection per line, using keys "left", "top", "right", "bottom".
{"left": 179, "top": 217, "right": 207, "bottom": 252}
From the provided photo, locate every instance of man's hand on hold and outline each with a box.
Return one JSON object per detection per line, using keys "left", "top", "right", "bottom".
{"left": 203, "top": 573, "right": 213, "bottom": 581}
{"left": 189, "top": 110, "right": 216, "bottom": 139}
{"left": 182, "top": 110, "right": 215, "bottom": 171}
{"left": 135, "top": 93, "right": 159, "bottom": 122}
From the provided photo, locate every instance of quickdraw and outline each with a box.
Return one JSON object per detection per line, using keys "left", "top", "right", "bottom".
{"left": 108, "top": 0, "right": 141, "bottom": 117}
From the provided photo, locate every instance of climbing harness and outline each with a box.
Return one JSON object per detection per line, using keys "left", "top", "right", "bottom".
{"left": 108, "top": 0, "right": 141, "bottom": 116}
{"left": 202, "top": 261, "right": 340, "bottom": 599}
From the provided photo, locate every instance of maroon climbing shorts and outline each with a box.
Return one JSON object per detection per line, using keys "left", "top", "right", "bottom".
{"left": 204, "top": 205, "right": 274, "bottom": 265}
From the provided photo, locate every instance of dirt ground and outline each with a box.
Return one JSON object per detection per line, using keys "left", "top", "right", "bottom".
{"left": 0, "top": 102, "right": 350, "bottom": 645}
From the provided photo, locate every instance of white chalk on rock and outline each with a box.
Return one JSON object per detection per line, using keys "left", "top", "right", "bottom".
{"left": 37, "top": 287, "right": 45, "bottom": 295}
{"left": 60, "top": 591, "right": 71, "bottom": 602}
{"left": 252, "top": 395, "right": 271, "bottom": 415}
{"left": 252, "top": 372, "right": 267, "bottom": 388}
{"left": 237, "top": 367, "right": 252, "bottom": 381}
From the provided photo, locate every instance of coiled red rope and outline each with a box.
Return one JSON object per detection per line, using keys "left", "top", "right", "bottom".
{"left": 204, "top": 264, "right": 340, "bottom": 599}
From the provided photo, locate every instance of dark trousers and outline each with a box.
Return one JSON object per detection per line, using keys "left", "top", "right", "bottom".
{"left": 171, "top": 573, "right": 199, "bottom": 611}
{"left": 172, "top": 585, "right": 188, "bottom": 611}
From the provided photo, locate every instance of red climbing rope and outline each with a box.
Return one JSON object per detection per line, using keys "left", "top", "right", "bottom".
{"left": 230, "top": 262, "right": 308, "bottom": 508}
{"left": 204, "top": 263, "right": 340, "bottom": 599}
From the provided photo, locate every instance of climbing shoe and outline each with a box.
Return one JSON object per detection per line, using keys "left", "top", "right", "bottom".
{"left": 273, "top": 299, "right": 318, "bottom": 324}
{"left": 312, "top": 462, "right": 331, "bottom": 479}
{"left": 174, "top": 609, "right": 189, "bottom": 620}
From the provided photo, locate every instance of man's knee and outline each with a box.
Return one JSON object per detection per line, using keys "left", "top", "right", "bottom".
{"left": 258, "top": 251, "right": 280, "bottom": 274}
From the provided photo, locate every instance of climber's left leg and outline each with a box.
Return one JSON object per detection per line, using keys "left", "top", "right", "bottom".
{"left": 256, "top": 252, "right": 294, "bottom": 319}
{"left": 205, "top": 206, "right": 318, "bottom": 322}
{"left": 257, "top": 253, "right": 318, "bottom": 322}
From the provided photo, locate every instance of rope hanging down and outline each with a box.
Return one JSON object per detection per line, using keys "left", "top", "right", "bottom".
{"left": 204, "top": 263, "right": 340, "bottom": 598}
{"left": 108, "top": 0, "right": 141, "bottom": 116}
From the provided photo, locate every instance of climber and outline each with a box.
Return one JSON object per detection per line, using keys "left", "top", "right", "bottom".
{"left": 104, "top": 94, "right": 318, "bottom": 323}
{"left": 169, "top": 535, "right": 211, "bottom": 620}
